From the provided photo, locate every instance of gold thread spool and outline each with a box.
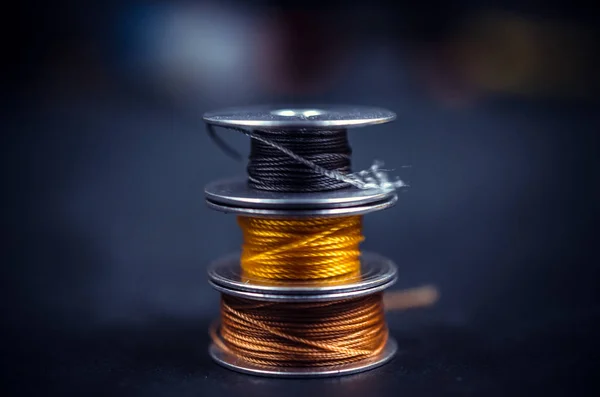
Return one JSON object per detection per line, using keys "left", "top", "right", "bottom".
{"left": 238, "top": 215, "right": 363, "bottom": 281}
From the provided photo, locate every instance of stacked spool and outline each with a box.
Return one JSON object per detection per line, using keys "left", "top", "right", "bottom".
{"left": 203, "top": 106, "right": 400, "bottom": 377}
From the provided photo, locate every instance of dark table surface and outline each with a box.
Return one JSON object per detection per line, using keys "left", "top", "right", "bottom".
{"left": 5, "top": 302, "right": 599, "bottom": 396}
{"left": 3, "top": 83, "right": 599, "bottom": 396}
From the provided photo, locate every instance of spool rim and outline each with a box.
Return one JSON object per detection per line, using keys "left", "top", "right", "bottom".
{"left": 203, "top": 105, "right": 396, "bottom": 130}
{"left": 210, "top": 278, "right": 397, "bottom": 302}
{"left": 208, "top": 251, "right": 398, "bottom": 299}
{"left": 209, "top": 337, "right": 397, "bottom": 378}
{"left": 205, "top": 193, "right": 397, "bottom": 218}
{"left": 209, "top": 268, "right": 397, "bottom": 302}
{"left": 205, "top": 178, "right": 397, "bottom": 210}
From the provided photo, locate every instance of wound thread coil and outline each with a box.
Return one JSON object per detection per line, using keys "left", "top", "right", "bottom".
{"left": 247, "top": 129, "right": 352, "bottom": 192}
{"left": 211, "top": 293, "right": 388, "bottom": 368}
{"left": 238, "top": 215, "right": 363, "bottom": 281}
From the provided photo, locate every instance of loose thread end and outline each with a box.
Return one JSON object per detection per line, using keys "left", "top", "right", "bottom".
{"left": 383, "top": 285, "right": 440, "bottom": 311}
{"left": 349, "top": 161, "right": 408, "bottom": 192}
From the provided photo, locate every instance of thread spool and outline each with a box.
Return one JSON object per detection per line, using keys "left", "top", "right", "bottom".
{"left": 209, "top": 291, "right": 398, "bottom": 377}
{"left": 203, "top": 105, "right": 401, "bottom": 377}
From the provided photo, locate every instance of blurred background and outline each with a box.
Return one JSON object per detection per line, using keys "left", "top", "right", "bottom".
{"left": 2, "top": 0, "right": 599, "bottom": 394}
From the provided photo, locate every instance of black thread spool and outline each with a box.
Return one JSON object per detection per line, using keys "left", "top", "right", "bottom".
{"left": 204, "top": 106, "right": 399, "bottom": 217}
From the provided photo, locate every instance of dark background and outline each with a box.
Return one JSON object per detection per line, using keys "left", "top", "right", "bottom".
{"left": 2, "top": 0, "right": 599, "bottom": 395}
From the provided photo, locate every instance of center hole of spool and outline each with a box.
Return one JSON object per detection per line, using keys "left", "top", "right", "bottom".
{"left": 271, "top": 109, "right": 325, "bottom": 118}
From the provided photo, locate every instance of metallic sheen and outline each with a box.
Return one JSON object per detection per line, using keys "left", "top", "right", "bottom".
{"left": 209, "top": 254, "right": 397, "bottom": 302}
{"left": 209, "top": 277, "right": 396, "bottom": 302}
{"left": 209, "top": 338, "right": 397, "bottom": 377}
{"left": 206, "top": 194, "right": 397, "bottom": 217}
{"left": 205, "top": 178, "right": 396, "bottom": 209}
{"left": 203, "top": 105, "right": 396, "bottom": 129}
{"left": 208, "top": 251, "right": 397, "bottom": 296}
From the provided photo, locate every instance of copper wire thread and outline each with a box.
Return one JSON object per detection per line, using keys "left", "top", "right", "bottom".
{"left": 238, "top": 216, "right": 364, "bottom": 281}
{"left": 210, "top": 286, "right": 440, "bottom": 368}
{"left": 211, "top": 293, "right": 388, "bottom": 367}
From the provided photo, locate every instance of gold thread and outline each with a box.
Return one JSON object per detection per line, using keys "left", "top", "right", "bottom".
{"left": 238, "top": 216, "right": 364, "bottom": 281}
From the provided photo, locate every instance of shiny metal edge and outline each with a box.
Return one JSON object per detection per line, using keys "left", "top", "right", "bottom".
{"left": 208, "top": 251, "right": 397, "bottom": 295}
{"left": 205, "top": 178, "right": 396, "bottom": 209}
{"left": 209, "top": 338, "right": 397, "bottom": 378}
{"left": 205, "top": 194, "right": 397, "bottom": 218}
{"left": 209, "top": 276, "right": 397, "bottom": 302}
{"left": 203, "top": 105, "right": 396, "bottom": 130}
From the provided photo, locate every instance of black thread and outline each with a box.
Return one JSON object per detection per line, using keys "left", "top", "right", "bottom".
{"left": 247, "top": 129, "right": 352, "bottom": 192}
{"left": 207, "top": 125, "right": 353, "bottom": 192}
